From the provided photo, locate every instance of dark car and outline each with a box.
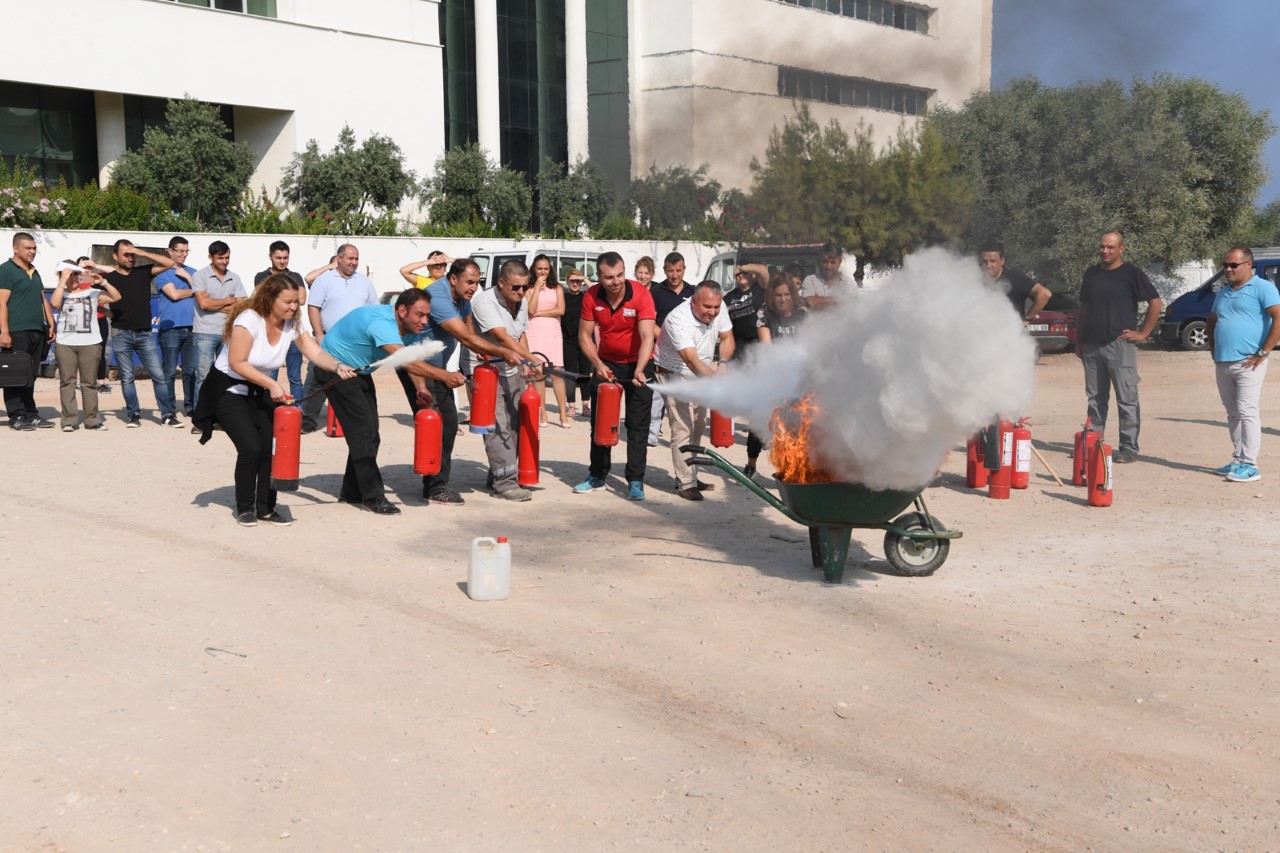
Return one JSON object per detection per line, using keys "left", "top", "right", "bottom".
{"left": 1159, "top": 250, "right": 1280, "bottom": 350}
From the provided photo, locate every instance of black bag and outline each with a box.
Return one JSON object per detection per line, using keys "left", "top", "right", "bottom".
{"left": 0, "top": 351, "right": 36, "bottom": 388}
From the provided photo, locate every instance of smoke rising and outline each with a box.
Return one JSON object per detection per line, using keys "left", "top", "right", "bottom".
{"left": 658, "top": 248, "right": 1037, "bottom": 490}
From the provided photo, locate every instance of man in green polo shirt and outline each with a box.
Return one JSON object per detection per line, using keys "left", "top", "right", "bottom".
{"left": 0, "top": 232, "right": 56, "bottom": 430}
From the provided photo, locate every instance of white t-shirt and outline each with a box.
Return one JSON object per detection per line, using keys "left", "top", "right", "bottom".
{"left": 800, "top": 272, "right": 858, "bottom": 300}
{"left": 213, "top": 310, "right": 298, "bottom": 395}
{"left": 56, "top": 286, "right": 103, "bottom": 346}
{"left": 471, "top": 287, "right": 529, "bottom": 378}
{"left": 655, "top": 299, "right": 732, "bottom": 377}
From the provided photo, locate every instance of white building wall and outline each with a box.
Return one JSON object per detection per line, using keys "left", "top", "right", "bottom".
{"left": 627, "top": 0, "right": 992, "bottom": 192}
{"left": 5, "top": 0, "right": 444, "bottom": 197}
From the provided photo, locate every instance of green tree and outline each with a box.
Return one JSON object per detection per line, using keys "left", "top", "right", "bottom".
{"left": 110, "top": 97, "right": 254, "bottom": 225}
{"left": 625, "top": 163, "right": 720, "bottom": 236}
{"left": 536, "top": 157, "right": 618, "bottom": 237}
{"left": 280, "top": 125, "right": 415, "bottom": 232}
{"left": 932, "top": 75, "right": 1273, "bottom": 289}
{"left": 419, "top": 143, "right": 532, "bottom": 237}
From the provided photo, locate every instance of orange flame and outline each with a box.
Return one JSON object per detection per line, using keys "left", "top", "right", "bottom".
{"left": 768, "top": 395, "right": 835, "bottom": 484}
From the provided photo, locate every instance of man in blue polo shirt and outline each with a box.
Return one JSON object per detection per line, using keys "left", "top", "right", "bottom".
{"left": 153, "top": 236, "right": 198, "bottom": 419}
{"left": 407, "top": 258, "right": 520, "bottom": 506}
{"left": 318, "top": 289, "right": 464, "bottom": 515}
{"left": 1207, "top": 245, "right": 1280, "bottom": 483}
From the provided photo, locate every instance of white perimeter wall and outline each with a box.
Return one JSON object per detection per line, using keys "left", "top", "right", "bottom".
{"left": 5, "top": 0, "right": 443, "bottom": 198}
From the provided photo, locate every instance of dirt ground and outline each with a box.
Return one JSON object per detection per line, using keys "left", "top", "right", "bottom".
{"left": 2, "top": 347, "right": 1277, "bottom": 852}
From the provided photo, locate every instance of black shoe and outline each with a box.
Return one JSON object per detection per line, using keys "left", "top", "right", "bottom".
{"left": 696, "top": 479, "right": 715, "bottom": 491}
{"left": 1113, "top": 449, "right": 1138, "bottom": 464}
{"left": 359, "top": 496, "right": 401, "bottom": 515}
{"left": 236, "top": 511, "right": 258, "bottom": 527}
{"left": 257, "top": 508, "right": 294, "bottom": 526}
{"left": 301, "top": 424, "right": 319, "bottom": 435}
{"left": 428, "top": 485, "right": 465, "bottom": 506}
{"left": 162, "top": 414, "right": 183, "bottom": 428}
{"left": 677, "top": 487, "right": 704, "bottom": 501}
{"left": 126, "top": 414, "right": 141, "bottom": 428}
{"left": 337, "top": 494, "right": 361, "bottom": 504}
{"left": 9, "top": 416, "right": 34, "bottom": 432}
{"left": 31, "top": 417, "right": 54, "bottom": 429}
{"left": 98, "top": 384, "right": 112, "bottom": 394}
{"left": 742, "top": 463, "right": 757, "bottom": 481}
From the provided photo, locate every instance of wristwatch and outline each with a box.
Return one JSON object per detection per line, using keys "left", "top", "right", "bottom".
{"left": 1256, "top": 349, "right": 1269, "bottom": 359}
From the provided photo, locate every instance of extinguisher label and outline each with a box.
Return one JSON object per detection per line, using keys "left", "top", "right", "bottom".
{"left": 1103, "top": 452, "right": 1113, "bottom": 493}
{"left": 1001, "top": 432, "right": 1013, "bottom": 466}
{"left": 1015, "top": 439, "right": 1030, "bottom": 472}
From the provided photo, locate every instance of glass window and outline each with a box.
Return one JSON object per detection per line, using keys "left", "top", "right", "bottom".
{"left": 0, "top": 81, "right": 97, "bottom": 186}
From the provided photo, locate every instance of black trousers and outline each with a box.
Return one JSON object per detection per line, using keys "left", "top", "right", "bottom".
{"left": 588, "top": 360, "right": 653, "bottom": 483}
{"left": 317, "top": 367, "right": 384, "bottom": 502}
{"left": 215, "top": 389, "right": 277, "bottom": 516}
{"left": 96, "top": 316, "right": 109, "bottom": 380}
{"left": 3, "top": 328, "right": 45, "bottom": 418}
{"left": 396, "top": 368, "right": 459, "bottom": 495}
{"left": 562, "top": 336, "right": 584, "bottom": 406}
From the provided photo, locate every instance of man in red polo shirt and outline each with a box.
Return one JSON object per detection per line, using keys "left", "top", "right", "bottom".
{"left": 573, "top": 251, "right": 657, "bottom": 500}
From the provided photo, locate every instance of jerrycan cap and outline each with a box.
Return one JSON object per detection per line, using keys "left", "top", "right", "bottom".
{"left": 497, "top": 536, "right": 508, "bottom": 543}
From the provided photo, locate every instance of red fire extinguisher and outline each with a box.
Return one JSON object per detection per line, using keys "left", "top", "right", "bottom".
{"left": 594, "top": 380, "right": 622, "bottom": 447}
{"left": 518, "top": 382, "right": 541, "bottom": 487}
{"left": 471, "top": 361, "right": 500, "bottom": 433}
{"left": 413, "top": 408, "right": 443, "bottom": 476}
{"left": 965, "top": 433, "right": 988, "bottom": 488}
{"left": 1087, "top": 435, "right": 1113, "bottom": 507}
{"left": 987, "top": 417, "right": 1014, "bottom": 500}
{"left": 271, "top": 404, "right": 302, "bottom": 491}
{"left": 1011, "top": 418, "right": 1032, "bottom": 490}
{"left": 326, "top": 404, "right": 343, "bottom": 438}
{"left": 710, "top": 410, "right": 734, "bottom": 448}
{"left": 1072, "top": 417, "right": 1098, "bottom": 487}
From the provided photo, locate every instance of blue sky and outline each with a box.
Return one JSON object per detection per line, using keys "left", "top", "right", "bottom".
{"left": 992, "top": 0, "right": 1280, "bottom": 205}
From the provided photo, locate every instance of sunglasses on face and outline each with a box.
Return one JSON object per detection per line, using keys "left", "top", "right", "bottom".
{"left": 1224, "top": 261, "right": 1250, "bottom": 270}
{"left": 509, "top": 284, "right": 531, "bottom": 292}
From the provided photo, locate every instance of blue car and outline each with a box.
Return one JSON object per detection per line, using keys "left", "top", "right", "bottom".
{"left": 1159, "top": 251, "right": 1280, "bottom": 350}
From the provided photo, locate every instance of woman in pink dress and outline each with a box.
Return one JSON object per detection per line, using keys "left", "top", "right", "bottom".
{"left": 525, "top": 254, "right": 570, "bottom": 427}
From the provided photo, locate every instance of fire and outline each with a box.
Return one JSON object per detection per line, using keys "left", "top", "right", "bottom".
{"left": 768, "top": 395, "right": 836, "bottom": 484}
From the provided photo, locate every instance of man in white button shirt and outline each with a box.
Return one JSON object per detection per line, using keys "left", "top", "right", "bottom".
{"left": 655, "top": 281, "right": 735, "bottom": 501}
{"left": 800, "top": 242, "right": 859, "bottom": 310}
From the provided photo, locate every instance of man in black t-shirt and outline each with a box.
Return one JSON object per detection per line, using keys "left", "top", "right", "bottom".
{"left": 980, "top": 243, "right": 1051, "bottom": 321}
{"left": 1075, "top": 231, "right": 1163, "bottom": 463}
{"left": 104, "top": 239, "right": 178, "bottom": 428}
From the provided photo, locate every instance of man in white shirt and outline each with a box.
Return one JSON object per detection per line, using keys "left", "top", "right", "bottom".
{"left": 800, "top": 242, "right": 859, "bottom": 310}
{"left": 655, "top": 281, "right": 735, "bottom": 501}
{"left": 301, "top": 243, "right": 379, "bottom": 432}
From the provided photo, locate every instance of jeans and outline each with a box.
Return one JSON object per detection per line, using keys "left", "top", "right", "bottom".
{"left": 111, "top": 328, "right": 175, "bottom": 419}
{"left": 1215, "top": 359, "right": 1269, "bottom": 467}
{"left": 192, "top": 332, "right": 224, "bottom": 411}
{"left": 1081, "top": 338, "right": 1141, "bottom": 453}
{"left": 588, "top": 361, "right": 654, "bottom": 483}
{"left": 285, "top": 342, "right": 304, "bottom": 401}
{"left": 300, "top": 360, "right": 326, "bottom": 431}
{"left": 159, "top": 326, "right": 197, "bottom": 415}
{"left": 215, "top": 388, "right": 278, "bottom": 516}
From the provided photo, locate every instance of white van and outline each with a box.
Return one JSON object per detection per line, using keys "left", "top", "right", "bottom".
{"left": 469, "top": 247, "right": 605, "bottom": 290}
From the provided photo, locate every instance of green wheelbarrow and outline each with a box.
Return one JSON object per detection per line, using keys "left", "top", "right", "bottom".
{"left": 682, "top": 445, "right": 962, "bottom": 583}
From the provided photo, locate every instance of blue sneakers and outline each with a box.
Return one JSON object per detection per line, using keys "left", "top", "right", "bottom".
{"left": 627, "top": 480, "right": 645, "bottom": 501}
{"left": 572, "top": 476, "right": 606, "bottom": 494}
{"left": 1214, "top": 462, "right": 1237, "bottom": 475}
{"left": 1226, "top": 464, "right": 1261, "bottom": 483}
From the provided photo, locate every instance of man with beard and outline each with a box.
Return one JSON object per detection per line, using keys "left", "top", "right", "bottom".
{"left": 104, "top": 239, "right": 177, "bottom": 428}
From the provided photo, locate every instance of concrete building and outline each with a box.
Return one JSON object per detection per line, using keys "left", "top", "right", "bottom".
{"left": 0, "top": 0, "right": 991, "bottom": 204}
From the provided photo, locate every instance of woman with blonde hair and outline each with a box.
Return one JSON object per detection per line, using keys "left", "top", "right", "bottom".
{"left": 192, "top": 274, "right": 354, "bottom": 527}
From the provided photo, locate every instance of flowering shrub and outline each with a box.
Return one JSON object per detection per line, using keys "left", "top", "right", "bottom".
{"left": 0, "top": 161, "right": 68, "bottom": 229}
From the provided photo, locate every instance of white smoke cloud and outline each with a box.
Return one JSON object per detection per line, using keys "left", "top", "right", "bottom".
{"left": 368, "top": 340, "right": 445, "bottom": 372}
{"left": 658, "top": 247, "right": 1037, "bottom": 490}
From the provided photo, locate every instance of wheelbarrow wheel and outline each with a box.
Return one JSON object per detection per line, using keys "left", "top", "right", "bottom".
{"left": 883, "top": 512, "right": 949, "bottom": 577}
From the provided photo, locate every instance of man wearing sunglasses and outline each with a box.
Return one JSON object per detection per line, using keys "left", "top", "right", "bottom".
{"left": 1075, "top": 230, "right": 1162, "bottom": 464}
{"left": 1206, "top": 246, "right": 1280, "bottom": 483}
{"left": 469, "top": 259, "right": 541, "bottom": 501}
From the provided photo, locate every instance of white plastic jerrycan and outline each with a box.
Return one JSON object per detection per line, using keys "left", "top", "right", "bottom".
{"left": 468, "top": 536, "right": 511, "bottom": 601}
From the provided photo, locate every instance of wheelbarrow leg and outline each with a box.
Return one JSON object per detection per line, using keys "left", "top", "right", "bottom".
{"left": 815, "top": 525, "right": 854, "bottom": 584}
{"left": 808, "top": 527, "right": 823, "bottom": 568}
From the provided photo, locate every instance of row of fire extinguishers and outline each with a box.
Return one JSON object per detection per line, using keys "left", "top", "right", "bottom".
{"left": 965, "top": 417, "right": 1113, "bottom": 507}
{"left": 264, "top": 359, "right": 738, "bottom": 494}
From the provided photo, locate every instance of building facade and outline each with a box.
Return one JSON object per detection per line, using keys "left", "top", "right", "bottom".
{"left": 1, "top": 0, "right": 990, "bottom": 206}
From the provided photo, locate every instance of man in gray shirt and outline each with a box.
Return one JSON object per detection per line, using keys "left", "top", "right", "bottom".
{"left": 470, "top": 258, "right": 539, "bottom": 501}
{"left": 190, "top": 240, "right": 246, "bottom": 408}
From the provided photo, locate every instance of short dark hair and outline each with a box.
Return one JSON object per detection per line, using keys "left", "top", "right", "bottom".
{"left": 336, "top": 243, "right": 358, "bottom": 258}
{"left": 664, "top": 251, "right": 685, "bottom": 267}
{"left": 269, "top": 240, "right": 290, "bottom": 254}
{"left": 112, "top": 239, "right": 133, "bottom": 255}
{"left": 1227, "top": 245, "right": 1254, "bottom": 262}
{"left": 597, "top": 251, "right": 624, "bottom": 270}
{"left": 979, "top": 242, "right": 1005, "bottom": 258}
{"left": 394, "top": 288, "right": 430, "bottom": 311}
{"left": 168, "top": 235, "right": 188, "bottom": 250}
{"left": 694, "top": 280, "right": 722, "bottom": 296}
{"left": 499, "top": 258, "right": 529, "bottom": 281}
{"left": 208, "top": 240, "right": 230, "bottom": 256}
{"left": 427, "top": 249, "right": 445, "bottom": 259}
{"left": 820, "top": 242, "right": 843, "bottom": 259}
{"left": 12, "top": 232, "right": 34, "bottom": 247}
{"left": 447, "top": 258, "right": 480, "bottom": 280}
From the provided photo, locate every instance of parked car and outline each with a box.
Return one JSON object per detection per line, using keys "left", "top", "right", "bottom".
{"left": 1159, "top": 249, "right": 1280, "bottom": 349}
{"left": 1026, "top": 299, "right": 1079, "bottom": 353}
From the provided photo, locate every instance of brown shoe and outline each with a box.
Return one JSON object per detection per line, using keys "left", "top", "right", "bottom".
{"left": 677, "top": 487, "right": 704, "bottom": 501}
{"left": 696, "top": 480, "right": 715, "bottom": 491}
